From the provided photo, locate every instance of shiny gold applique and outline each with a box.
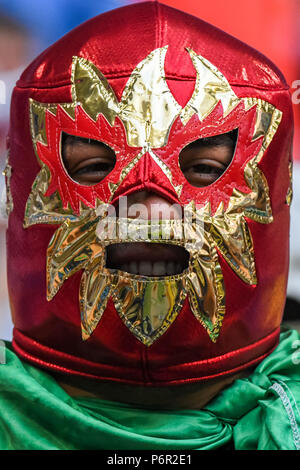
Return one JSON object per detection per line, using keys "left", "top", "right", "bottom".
{"left": 46, "top": 211, "right": 188, "bottom": 345}
{"left": 72, "top": 47, "right": 181, "bottom": 149}
{"left": 24, "top": 48, "right": 282, "bottom": 344}
{"left": 111, "top": 272, "right": 187, "bottom": 346}
{"left": 30, "top": 99, "right": 76, "bottom": 147}
{"left": 44, "top": 92, "right": 279, "bottom": 346}
{"left": 28, "top": 47, "right": 242, "bottom": 204}
{"left": 286, "top": 162, "right": 293, "bottom": 206}
{"left": 185, "top": 224, "right": 226, "bottom": 342}
{"left": 24, "top": 165, "right": 78, "bottom": 227}
{"left": 180, "top": 99, "right": 280, "bottom": 341}
{"left": 3, "top": 151, "right": 13, "bottom": 217}
{"left": 30, "top": 48, "right": 242, "bottom": 152}
{"left": 47, "top": 212, "right": 103, "bottom": 301}
{"left": 180, "top": 49, "right": 240, "bottom": 125}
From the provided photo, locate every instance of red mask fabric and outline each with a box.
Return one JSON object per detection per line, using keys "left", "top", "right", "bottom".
{"left": 6, "top": 1, "right": 293, "bottom": 386}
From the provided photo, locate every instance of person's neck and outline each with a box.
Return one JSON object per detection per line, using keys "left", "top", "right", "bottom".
{"left": 53, "top": 370, "right": 251, "bottom": 410}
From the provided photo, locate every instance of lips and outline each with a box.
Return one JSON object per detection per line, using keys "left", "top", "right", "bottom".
{"left": 105, "top": 242, "right": 190, "bottom": 276}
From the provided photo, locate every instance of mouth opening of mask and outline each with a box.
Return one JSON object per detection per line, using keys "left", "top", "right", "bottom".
{"left": 105, "top": 242, "right": 190, "bottom": 276}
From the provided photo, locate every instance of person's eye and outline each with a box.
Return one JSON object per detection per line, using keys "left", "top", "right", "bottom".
{"left": 188, "top": 163, "right": 224, "bottom": 176}
{"left": 182, "top": 162, "right": 226, "bottom": 186}
{"left": 61, "top": 132, "right": 116, "bottom": 186}
{"left": 179, "top": 131, "right": 237, "bottom": 188}
{"left": 74, "top": 161, "right": 115, "bottom": 181}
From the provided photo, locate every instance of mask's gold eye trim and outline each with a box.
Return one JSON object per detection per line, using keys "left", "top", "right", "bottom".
{"left": 60, "top": 132, "right": 117, "bottom": 187}
{"left": 178, "top": 129, "right": 238, "bottom": 188}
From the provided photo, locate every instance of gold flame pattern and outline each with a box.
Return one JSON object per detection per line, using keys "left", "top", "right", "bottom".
{"left": 23, "top": 49, "right": 282, "bottom": 344}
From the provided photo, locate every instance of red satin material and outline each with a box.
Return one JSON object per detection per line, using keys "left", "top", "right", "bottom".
{"left": 7, "top": 2, "right": 293, "bottom": 385}
{"left": 12, "top": 326, "right": 280, "bottom": 385}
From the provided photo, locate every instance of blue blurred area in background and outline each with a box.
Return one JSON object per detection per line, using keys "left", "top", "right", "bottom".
{"left": 0, "top": 0, "right": 127, "bottom": 49}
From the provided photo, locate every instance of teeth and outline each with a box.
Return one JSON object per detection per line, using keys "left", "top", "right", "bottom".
{"left": 129, "top": 261, "right": 138, "bottom": 274}
{"left": 166, "top": 261, "right": 175, "bottom": 275}
{"left": 152, "top": 261, "right": 166, "bottom": 276}
{"left": 139, "top": 261, "right": 152, "bottom": 276}
{"left": 118, "top": 260, "right": 184, "bottom": 276}
{"left": 120, "top": 263, "right": 129, "bottom": 273}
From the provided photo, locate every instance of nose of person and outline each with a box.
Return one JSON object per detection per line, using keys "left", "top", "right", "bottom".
{"left": 117, "top": 190, "right": 182, "bottom": 220}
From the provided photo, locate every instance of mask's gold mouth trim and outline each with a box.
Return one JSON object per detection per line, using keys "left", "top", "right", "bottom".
{"left": 105, "top": 242, "right": 190, "bottom": 277}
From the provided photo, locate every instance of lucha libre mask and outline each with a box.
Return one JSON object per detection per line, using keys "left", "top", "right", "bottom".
{"left": 5, "top": 2, "right": 293, "bottom": 385}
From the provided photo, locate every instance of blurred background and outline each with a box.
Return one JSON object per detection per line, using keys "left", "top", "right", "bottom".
{"left": 0, "top": 0, "right": 299, "bottom": 339}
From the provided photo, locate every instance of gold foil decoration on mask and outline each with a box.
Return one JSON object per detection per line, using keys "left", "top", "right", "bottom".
{"left": 24, "top": 165, "right": 79, "bottom": 227}
{"left": 3, "top": 151, "right": 14, "bottom": 217}
{"left": 28, "top": 48, "right": 243, "bottom": 207}
{"left": 180, "top": 49, "right": 240, "bottom": 125}
{"left": 179, "top": 99, "right": 281, "bottom": 340}
{"left": 111, "top": 271, "right": 187, "bottom": 346}
{"left": 286, "top": 162, "right": 293, "bottom": 206}
{"left": 25, "top": 48, "right": 283, "bottom": 344}
{"left": 47, "top": 212, "right": 103, "bottom": 300}
{"left": 46, "top": 211, "right": 189, "bottom": 344}
{"left": 30, "top": 48, "right": 241, "bottom": 151}
{"left": 46, "top": 210, "right": 113, "bottom": 341}
{"left": 72, "top": 47, "right": 181, "bottom": 148}
{"left": 182, "top": 200, "right": 256, "bottom": 341}
{"left": 71, "top": 57, "right": 118, "bottom": 125}
{"left": 231, "top": 99, "right": 282, "bottom": 225}
{"left": 187, "top": 258, "right": 225, "bottom": 341}
{"left": 30, "top": 99, "right": 76, "bottom": 147}
{"left": 28, "top": 47, "right": 241, "bottom": 201}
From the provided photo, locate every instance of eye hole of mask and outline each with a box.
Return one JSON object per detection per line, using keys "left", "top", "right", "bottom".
{"left": 61, "top": 132, "right": 116, "bottom": 186}
{"left": 179, "top": 129, "right": 238, "bottom": 188}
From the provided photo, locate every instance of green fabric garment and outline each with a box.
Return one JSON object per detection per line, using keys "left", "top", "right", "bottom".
{"left": 0, "top": 328, "right": 300, "bottom": 450}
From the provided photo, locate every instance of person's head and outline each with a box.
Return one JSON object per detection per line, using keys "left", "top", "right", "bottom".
{"left": 5, "top": 2, "right": 293, "bottom": 396}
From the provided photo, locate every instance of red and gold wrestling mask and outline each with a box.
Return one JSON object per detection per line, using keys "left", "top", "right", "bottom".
{"left": 5, "top": 2, "right": 293, "bottom": 385}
